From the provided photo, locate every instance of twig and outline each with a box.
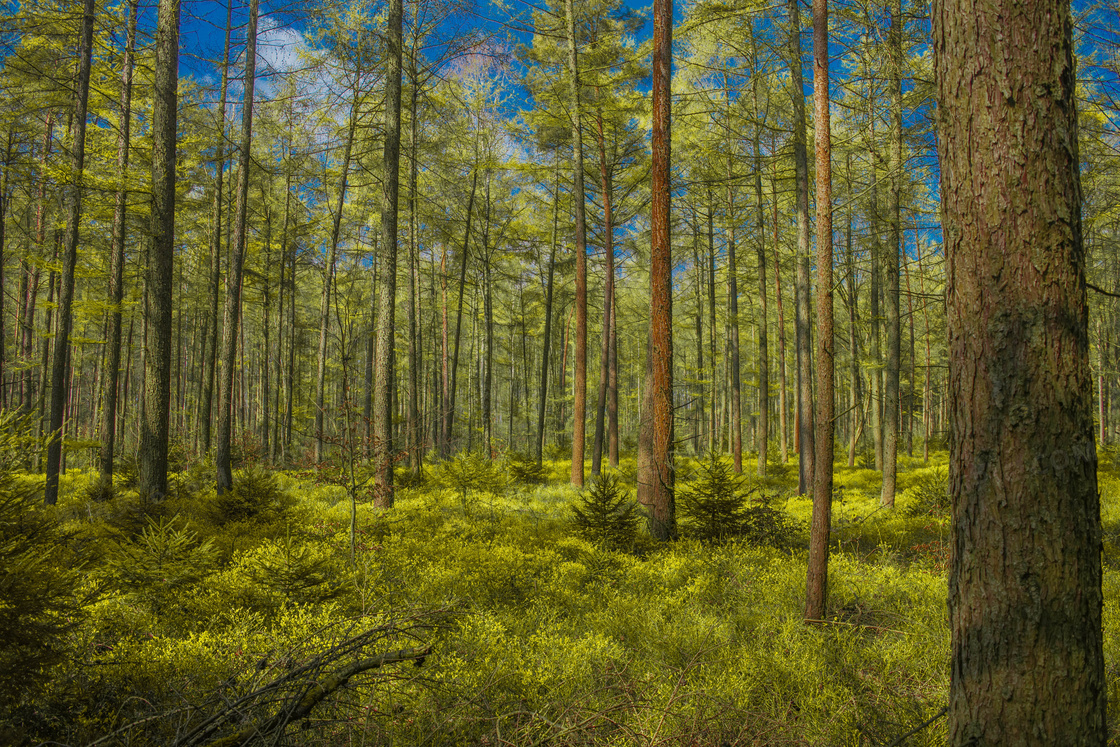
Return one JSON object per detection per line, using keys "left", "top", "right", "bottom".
{"left": 884, "top": 706, "right": 948, "bottom": 747}
{"left": 803, "top": 618, "right": 906, "bottom": 635}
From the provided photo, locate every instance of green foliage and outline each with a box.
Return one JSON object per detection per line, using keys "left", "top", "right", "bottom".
{"left": 0, "top": 470, "right": 82, "bottom": 707}
{"left": 905, "top": 466, "right": 949, "bottom": 517}
{"left": 211, "top": 464, "right": 293, "bottom": 525}
{"left": 241, "top": 528, "right": 349, "bottom": 607}
{"left": 437, "top": 450, "right": 509, "bottom": 507}
{"left": 102, "top": 516, "right": 216, "bottom": 613}
{"left": 677, "top": 456, "right": 748, "bottom": 541}
{"left": 571, "top": 472, "right": 640, "bottom": 550}
{"left": 504, "top": 450, "right": 547, "bottom": 485}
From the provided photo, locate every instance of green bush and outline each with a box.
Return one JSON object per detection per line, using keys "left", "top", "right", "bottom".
{"left": 571, "top": 472, "right": 640, "bottom": 550}
{"left": 678, "top": 456, "right": 748, "bottom": 541}
{"left": 211, "top": 464, "right": 292, "bottom": 525}
{"left": 505, "top": 451, "right": 547, "bottom": 485}
{"left": 102, "top": 515, "right": 216, "bottom": 615}
{"left": 438, "top": 450, "right": 508, "bottom": 506}
{"left": 0, "top": 469, "right": 82, "bottom": 708}
{"left": 906, "top": 467, "right": 949, "bottom": 517}
{"left": 242, "top": 529, "right": 349, "bottom": 608}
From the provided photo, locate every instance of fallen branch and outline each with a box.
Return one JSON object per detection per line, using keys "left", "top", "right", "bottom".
{"left": 202, "top": 646, "right": 431, "bottom": 747}
{"left": 802, "top": 618, "right": 906, "bottom": 635}
{"left": 884, "top": 705, "right": 948, "bottom": 747}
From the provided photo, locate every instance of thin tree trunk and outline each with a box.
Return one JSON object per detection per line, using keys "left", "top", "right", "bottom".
{"left": 44, "top": 0, "right": 96, "bottom": 506}
{"left": 446, "top": 169, "right": 478, "bottom": 457}
{"left": 752, "top": 88, "right": 769, "bottom": 477}
{"left": 481, "top": 172, "right": 493, "bottom": 458}
{"left": 591, "top": 104, "right": 614, "bottom": 475}
{"left": 536, "top": 158, "right": 560, "bottom": 465}
{"left": 772, "top": 157, "right": 789, "bottom": 464}
{"left": 726, "top": 160, "right": 743, "bottom": 474}
{"left": 99, "top": 0, "right": 137, "bottom": 485}
{"left": 565, "top": 0, "right": 588, "bottom": 486}
{"left": 406, "top": 49, "right": 422, "bottom": 474}
{"left": 845, "top": 163, "right": 862, "bottom": 468}
{"left": 215, "top": 0, "right": 258, "bottom": 494}
{"left": 917, "top": 234, "right": 932, "bottom": 462}
{"left": 373, "top": 0, "right": 403, "bottom": 505}
{"left": 881, "top": 0, "right": 902, "bottom": 508}
{"left": 638, "top": 0, "right": 675, "bottom": 540}
{"left": 805, "top": 0, "right": 833, "bottom": 622}
{"left": 788, "top": 0, "right": 814, "bottom": 495}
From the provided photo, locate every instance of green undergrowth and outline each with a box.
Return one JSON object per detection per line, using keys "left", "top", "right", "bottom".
{"left": 3, "top": 447, "right": 1120, "bottom": 745}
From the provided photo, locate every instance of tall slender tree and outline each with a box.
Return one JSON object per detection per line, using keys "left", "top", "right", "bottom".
{"left": 881, "top": 0, "right": 902, "bottom": 507}
{"left": 215, "top": 0, "right": 260, "bottom": 494}
{"left": 44, "top": 0, "right": 96, "bottom": 506}
{"left": 373, "top": 0, "right": 404, "bottom": 506}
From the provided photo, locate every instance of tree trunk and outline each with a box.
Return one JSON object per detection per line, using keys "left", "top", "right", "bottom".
{"left": 215, "top": 0, "right": 258, "bottom": 494}
{"left": 565, "top": 0, "right": 588, "bottom": 487}
{"left": 771, "top": 155, "right": 789, "bottom": 464}
{"left": 752, "top": 91, "right": 769, "bottom": 477}
{"left": 845, "top": 161, "right": 862, "bottom": 468}
{"left": 481, "top": 172, "right": 494, "bottom": 458}
{"left": 44, "top": 0, "right": 96, "bottom": 506}
{"left": 99, "top": 0, "right": 137, "bottom": 485}
{"left": 881, "top": 0, "right": 902, "bottom": 508}
{"left": 788, "top": 0, "right": 813, "bottom": 495}
{"left": 446, "top": 169, "right": 477, "bottom": 457}
{"left": 726, "top": 163, "right": 742, "bottom": 474}
{"left": 373, "top": 0, "right": 403, "bottom": 505}
{"left": 407, "top": 51, "right": 422, "bottom": 475}
{"left": 805, "top": 0, "right": 833, "bottom": 622}
{"left": 591, "top": 105, "right": 614, "bottom": 476}
{"left": 935, "top": 0, "right": 1106, "bottom": 739}
{"left": 638, "top": 0, "right": 675, "bottom": 540}
{"left": 535, "top": 160, "right": 560, "bottom": 465}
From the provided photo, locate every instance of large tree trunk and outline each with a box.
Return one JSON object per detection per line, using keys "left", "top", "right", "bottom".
{"left": 565, "top": 0, "right": 588, "bottom": 486}
{"left": 788, "top": 0, "right": 813, "bottom": 495}
{"left": 804, "top": 0, "right": 833, "bottom": 622}
{"left": 99, "top": 0, "right": 137, "bottom": 486}
{"left": 215, "top": 0, "right": 258, "bottom": 494}
{"left": 935, "top": 0, "right": 1106, "bottom": 740}
{"left": 44, "top": 0, "right": 95, "bottom": 506}
{"left": 373, "top": 0, "right": 403, "bottom": 505}
{"left": 881, "top": 0, "right": 902, "bottom": 508}
{"left": 638, "top": 0, "right": 675, "bottom": 540}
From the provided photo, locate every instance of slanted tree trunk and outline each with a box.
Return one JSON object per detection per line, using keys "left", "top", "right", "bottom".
{"left": 935, "top": 0, "right": 1106, "bottom": 739}
{"left": 805, "top": 0, "right": 833, "bottom": 622}
{"left": 99, "top": 0, "right": 137, "bottom": 486}
{"left": 638, "top": 0, "right": 675, "bottom": 540}
{"left": 373, "top": 0, "right": 403, "bottom": 505}
{"left": 565, "top": 0, "right": 589, "bottom": 486}
{"left": 788, "top": 0, "right": 813, "bottom": 495}
{"left": 215, "top": 0, "right": 258, "bottom": 494}
{"left": 44, "top": 0, "right": 95, "bottom": 506}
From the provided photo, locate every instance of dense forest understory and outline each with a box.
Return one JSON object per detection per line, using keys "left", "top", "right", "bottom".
{"left": 7, "top": 443, "right": 1120, "bottom": 746}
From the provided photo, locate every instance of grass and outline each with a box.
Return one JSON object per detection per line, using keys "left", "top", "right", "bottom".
{"left": 2, "top": 448, "right": 1117, "bottom": 745}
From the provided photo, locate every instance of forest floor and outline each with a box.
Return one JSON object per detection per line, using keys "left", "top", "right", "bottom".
{"left": 6, "top": 448, "right": 1120, "bottom": 746}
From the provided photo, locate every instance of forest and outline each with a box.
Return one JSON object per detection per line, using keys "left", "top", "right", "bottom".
{"left": 0, "top": 0, "right": 1116, "bottom": 743}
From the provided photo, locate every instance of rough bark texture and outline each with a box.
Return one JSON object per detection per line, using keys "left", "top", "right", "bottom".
{"left": 44, "top": 0, "right": 96, "bottom": 506}
{"left": 753, "top": 110, "right": 769, "bottom": 477}
{"left": 934, "top": 0, "right": 1106, "bottom": 741}
{"left": 99, "top": 0, "right": 137, "bottom": 485}
{"left": 591, "top": 107, "right": 614, "bottom": 476}
{"left": 788, "top": 0, "right": 813, "bottom": 495}
{"left": 535, "top": 162, "right": 559, "bottom": 465}
{"left": 727, "top": 176, "right": 742, "bottom": 474}
{"left": 881, "top": 0, "right": 902, "bottom": 507}
{"left": 215, "top": 0, "right": 258, "bottom": 494}
{"left": 373, "top": 0, "right": 403, "bottom": 507}
{"left": 805, "top": 0, "right": 834, "bottom": 623}
{"left": 638, "top": 0, "right": 675, "bottom": 541}
{"left": 565, "top": 0, "right": 588, "bottom": 487}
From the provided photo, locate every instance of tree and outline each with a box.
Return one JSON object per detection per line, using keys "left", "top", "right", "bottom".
{"left": 934, "top": 0, "right": 1106, "bottom": 740}
{"left": 804, "top": 0, "right": 833, "bottom": 623}
{"left": 216, "top": 0, "right": 260, "bottom": 494}
{"left": 373, "top": 0, "right": 404, "bottom": 506}
{"left": 880, "top": 0, "right": 902, "bottom": 507}
{"left": 637, "top": 0, "right": 674, "bottom": 541}
{"left": 43, "top": 0, "right": 95, "bottom": 506}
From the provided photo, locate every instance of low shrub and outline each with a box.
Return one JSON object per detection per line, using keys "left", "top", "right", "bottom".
{"left": 571, "top": 472, "right": 640, "bottom": 550}
{"left": 211, "top": 464, "right": 293, "bottom": 525}
{"left": 677, "top": 456, "right": 748, "bottom": 541}
{"left": 505, "top": 451, "right": 547, "bottom": 485}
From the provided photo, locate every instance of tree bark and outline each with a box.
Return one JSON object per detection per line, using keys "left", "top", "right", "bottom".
{"left": 44, "top": 0, "right": 96, "bottom": 505}
{"left": 726, "top": 161, "right": 742, "bottom": 474}
{"left": 752, "top": 85, "right": 769, "bottom": 477}
{"left": 99, "top": 0, "right": 137, "bottom": 485}
{"left": 373, "top": 0, "right": 403, "bottom": 505}
{"left": 805, "top": 0, "right": 833, "bottom": 623}
{"left": 788, "top": 0, "right": 813, "bottom": 495}
{"left": 637, "top": 0, "right": 675, "bottom": 540}
{"left": 881, "top": 0, "right": 902, "bottom": 507}
{"left": 445, "top": 170, "right": 477, "bottom": 457}
{"left": 536, "top": 159, "right": 560, "bottom": 465}
{"left": 215, "top": 0, "right": 258, "bottom": 494}
{"left": 935, "top": 0, "right": 1106, "bottom": 740}
{"left": 565, "top": 0, "right": 588, "bottom": 487}
{"left": 591, "top": 105, "right": 614, "bottom": 476}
